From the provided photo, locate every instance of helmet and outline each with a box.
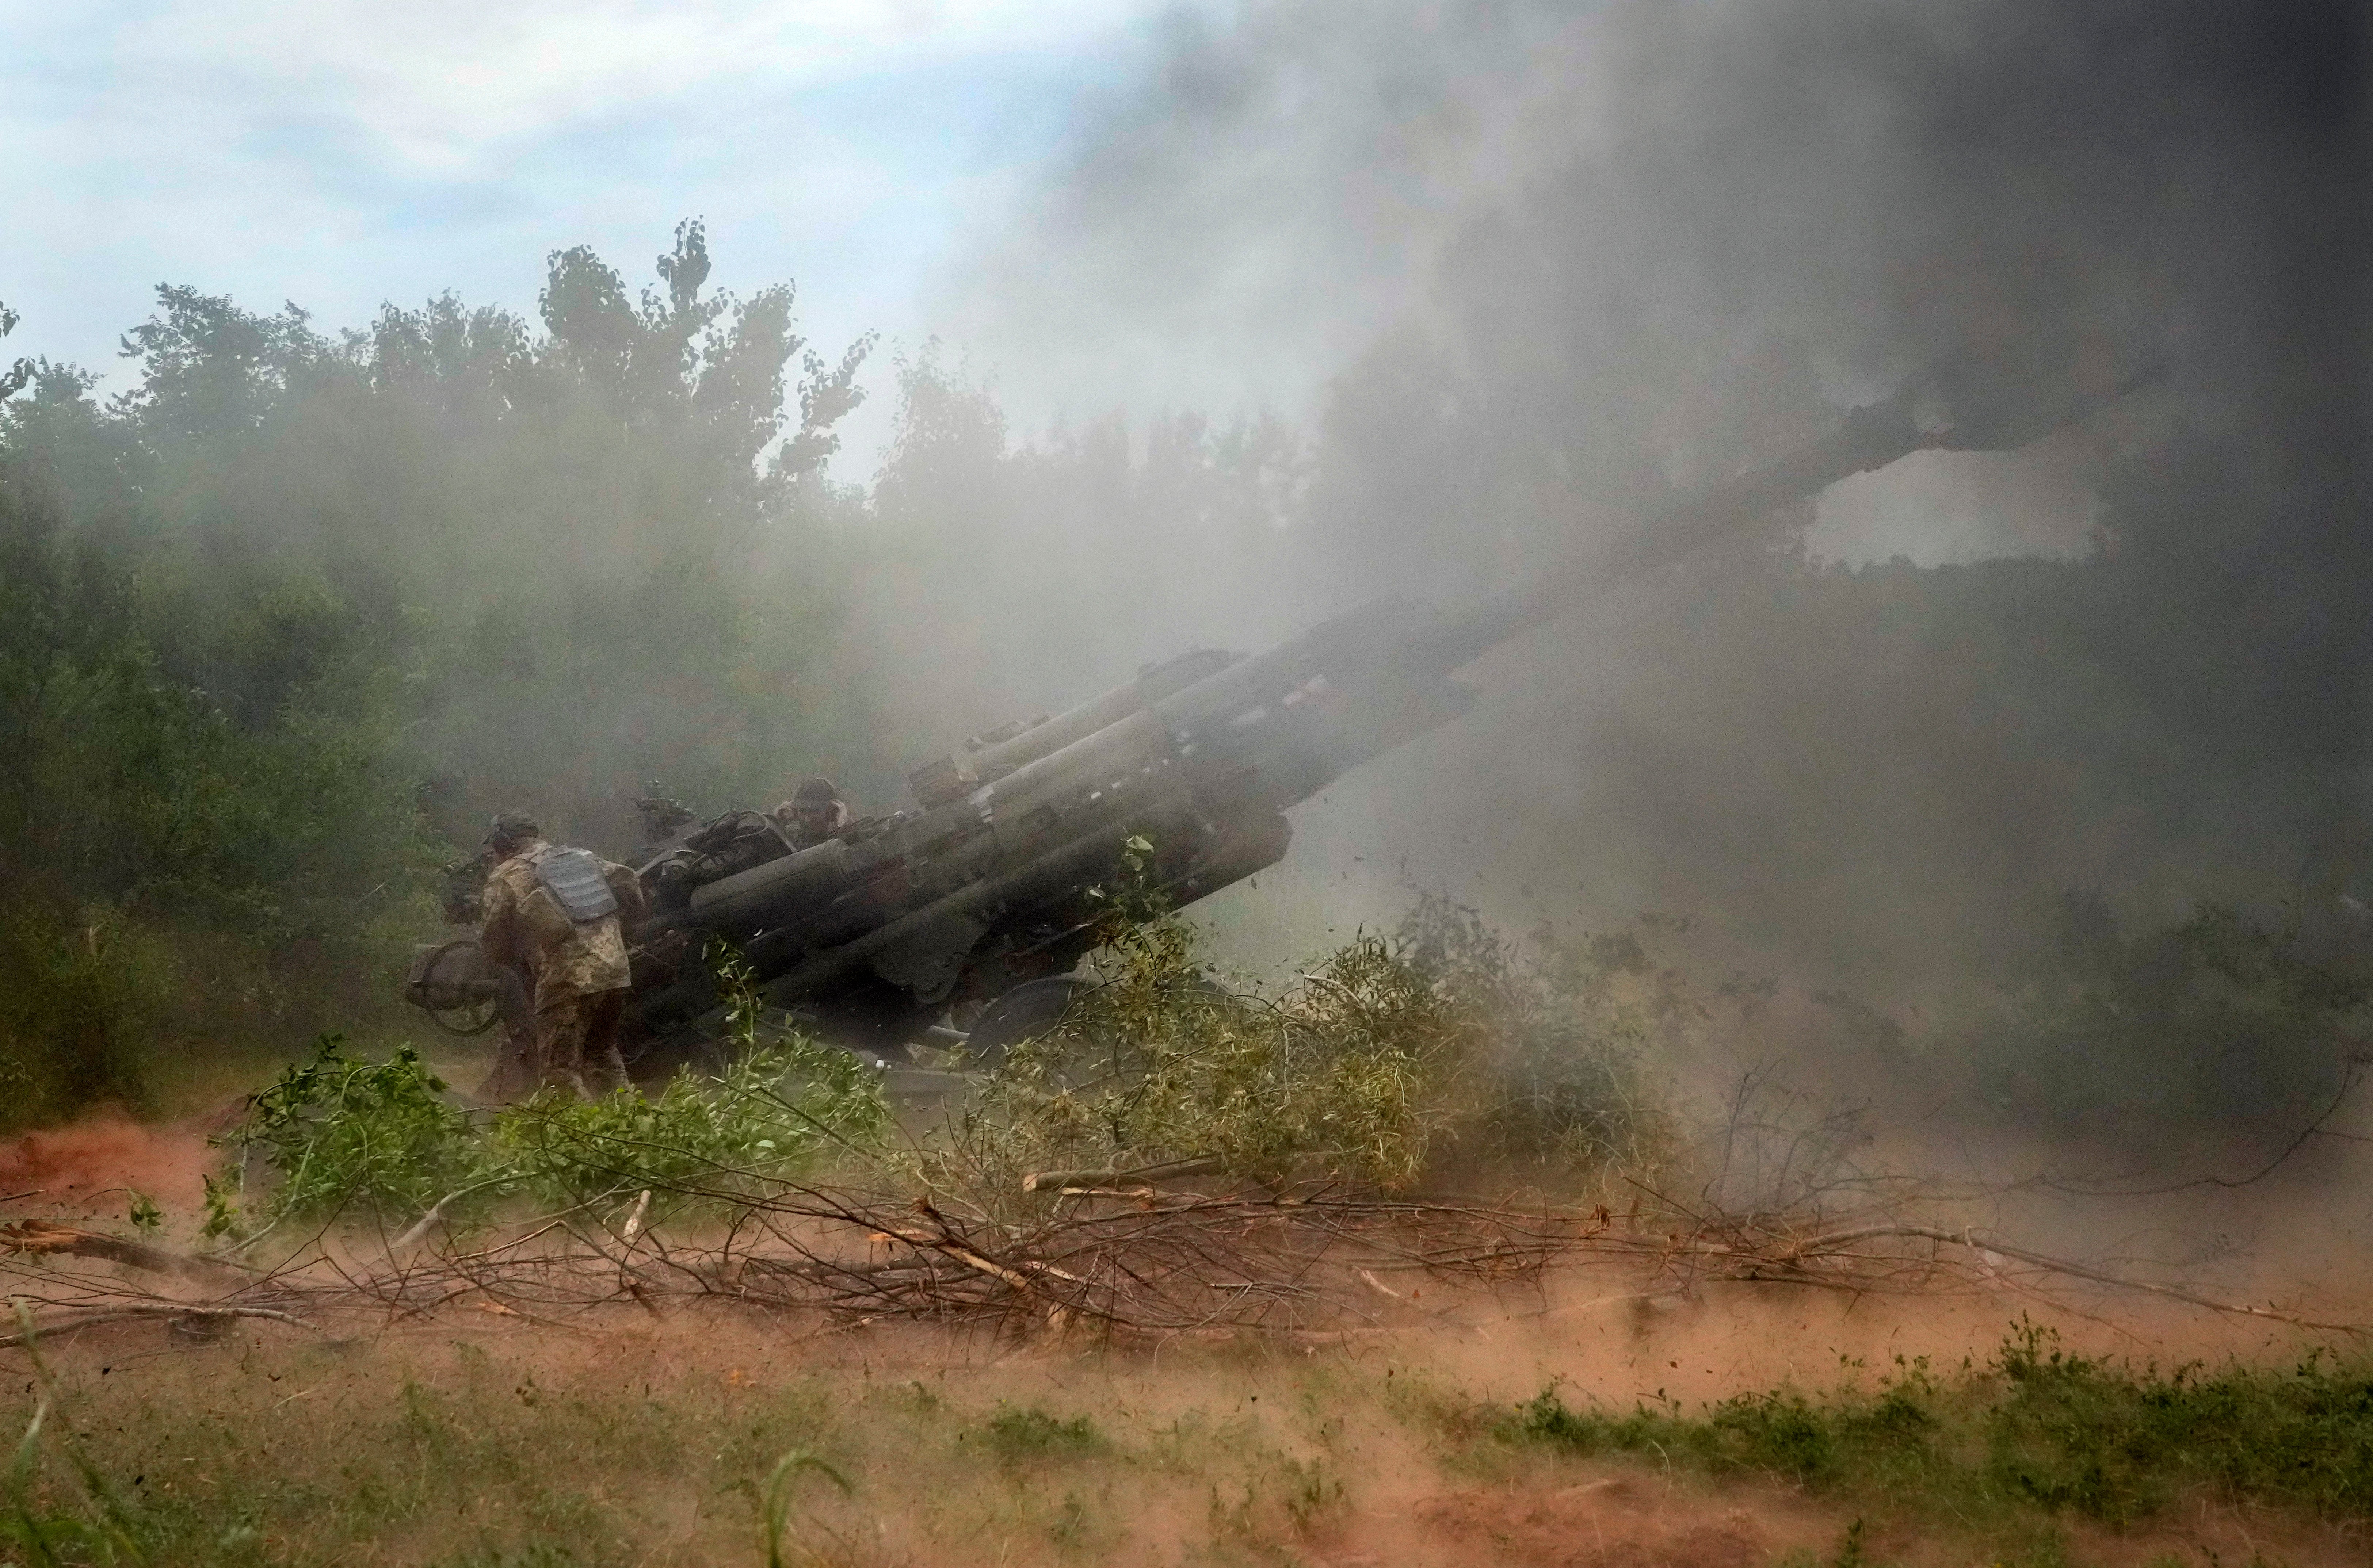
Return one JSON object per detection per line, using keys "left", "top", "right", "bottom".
{"left": 484, "top": 811, "right": 541, "bottom": 851}
{"left": 792, "top": 777, "right": 841, "bottom": 806}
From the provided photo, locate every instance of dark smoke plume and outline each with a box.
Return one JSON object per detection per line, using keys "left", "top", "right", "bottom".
{"left": 935, "top": 0, "right": 2370, "bottom": 1146}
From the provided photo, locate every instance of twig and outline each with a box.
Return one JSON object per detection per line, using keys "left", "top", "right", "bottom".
{"left": 389, "top": 1177, "right": 517, "bottom": 1253}
{"left": 0, "top": 1304, "right": 316, "bottom": 1347}
{"left": 1023, "top": 1156, "right": 1223, "bottom": 1193}
{"left": 1788, "top": 1223, "right": 2366, "bottom": 1333}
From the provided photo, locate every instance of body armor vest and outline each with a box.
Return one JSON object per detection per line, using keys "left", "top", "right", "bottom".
{"left": 534, "top": 846, "right": 619, "bottom": 922}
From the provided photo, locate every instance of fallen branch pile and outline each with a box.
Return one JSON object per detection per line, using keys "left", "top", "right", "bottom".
{"left": 3, "top": 1177, "right": 2364, "bottom": 1349}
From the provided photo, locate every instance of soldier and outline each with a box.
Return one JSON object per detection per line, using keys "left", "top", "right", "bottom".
{"left": 771, "top": 776, "right": 851, "bottom": 849}
{"left": 477, "top": 812, "right": 648, "bottom": 1098}
{"left": 433, "top": 851, "right": 540, "bottom": 1101}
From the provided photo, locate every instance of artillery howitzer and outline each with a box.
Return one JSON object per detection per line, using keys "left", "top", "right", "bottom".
{"left": 413, "top": 344, "right": 2155, "bottom": 1072}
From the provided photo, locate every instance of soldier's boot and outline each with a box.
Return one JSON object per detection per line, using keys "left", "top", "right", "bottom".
{"left": 476, "top": 1024, "right": 539, "bottom": 1102}
{"left": 580, "top": 990, "right": 634, "bottom": 1097}
{"left": 540, "top": 1068, "right": 592, "bottom": 1101}
{"left": 583, "top": 1048, "right": 632, "bottom": 1097}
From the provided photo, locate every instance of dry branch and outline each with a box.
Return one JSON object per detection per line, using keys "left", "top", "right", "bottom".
{"left": 1, "top": 1182, "right": 2361, "bottom": 1349}
{"left": 0, "top": 1221, "right": 255, "bottom": 1285}
{"left": 1022, "top": 1156, "right": 1224, "bottom": 1193}
{"left": 0, "top": 1304, "right": 315, "bottom": 1348}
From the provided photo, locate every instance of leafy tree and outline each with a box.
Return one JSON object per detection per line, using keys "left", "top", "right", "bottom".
{"left": 0, "top": 227, "right": 881, "bottom": 1127}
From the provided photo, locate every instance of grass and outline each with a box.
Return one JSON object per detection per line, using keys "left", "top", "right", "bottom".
{"left": 0, "top": 1328, "right": 1376, "bottom": 1567}
{"left": 1, "top": 1316, "right": 2368, "bottom": 1565}
{"left": 981, "top": 1404, "right": 1105, "bottom": 1462}
{"left": 1492, "top": 1319, "right": 2373, "bottom": 1532}
{"left": 15, "top": 897, "right": 2370, "bottom": 1563}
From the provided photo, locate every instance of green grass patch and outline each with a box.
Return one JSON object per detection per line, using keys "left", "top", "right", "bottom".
{"left": 981, "top": 1404, "right": 1105, "bottom": 1462}
{"left": 1500, "top": 1320, "right": 2373, "bottom": 1528}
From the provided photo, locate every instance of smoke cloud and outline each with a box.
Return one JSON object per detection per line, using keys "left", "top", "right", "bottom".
{"left": 899, "top": 0, "right": 2370, "bottom": 1145}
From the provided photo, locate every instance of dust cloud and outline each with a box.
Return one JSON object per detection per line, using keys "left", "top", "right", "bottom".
{"left": 0, "top": 1113, "right": 216, "bottom": 1220}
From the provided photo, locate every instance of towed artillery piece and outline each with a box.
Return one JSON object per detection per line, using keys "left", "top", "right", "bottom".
{"left": 409, "top": 343, "right": 2155, "bottom": 1074}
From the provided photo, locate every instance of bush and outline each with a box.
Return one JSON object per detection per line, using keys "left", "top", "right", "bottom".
{"left": 1960, "top": 895, "right": 2373, "bottom": 1139}
{"left": 0, "top": 903, "right": 178, "bottom": 1128}
{"left": 491, "top": 1035, "right": 890, "bottom": 1219}
{"left": 941, "top": 915, "right": 1464, "bottom": 1199}
{"left": 932, "top": 894, "right": 1674, "bottom": 1205}
{"left": 1393, "top": 890, "right": 1676, "bottom": 1179}
{"left": 238, "top": 1036, "right": 481, "bottom": 1228}
{"left": 230, "top": 1020, "right": 891, "bottom": 1236}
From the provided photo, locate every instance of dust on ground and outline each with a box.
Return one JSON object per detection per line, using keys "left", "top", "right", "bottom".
{"left": 5, "top": 1259, "right": 2367, "bottom": 1567}
{"left": 8, "top": 1094, "right": 2373, "bottom": 1565}
{"left": 0, "top": 1110, "right": 218, "bottom": 1221}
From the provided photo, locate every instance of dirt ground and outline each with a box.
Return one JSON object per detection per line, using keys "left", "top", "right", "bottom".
{"left": 1, "top": 1261, "right": 2363, "bottom": 1566}
{"left": 7, "top": 1111, "right": 2373, "bottom": 1566}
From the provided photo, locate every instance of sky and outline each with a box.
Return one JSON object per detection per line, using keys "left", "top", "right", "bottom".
{"left": 0, "top": 0, "right": 1183, "bottom": 471}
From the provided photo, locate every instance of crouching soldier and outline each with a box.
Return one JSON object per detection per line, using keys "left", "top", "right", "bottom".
{"left": 478, "top": 812, "right": 648, "bottom": 1098}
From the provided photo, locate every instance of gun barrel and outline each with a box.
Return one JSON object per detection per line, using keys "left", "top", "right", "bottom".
{"left": 962, "top": 647, "right": 1237, "bottom": 784}
{"left": 1411, "top": 355, "right": 2156, "bottom": 677}
{"left": 1412, "top": 386, "right": 1927, "bottom": 674}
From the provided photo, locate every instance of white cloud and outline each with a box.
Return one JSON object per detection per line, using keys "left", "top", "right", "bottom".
{"left": 0, "top": 0, "right": 1164, "bottom": 475}
{"left": 94, "top": 1, "right": 1145, "bottom": 173}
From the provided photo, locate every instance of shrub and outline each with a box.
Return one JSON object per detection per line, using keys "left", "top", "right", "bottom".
{"left": 231, "top": 1015, "right": 890, "bottom": 1236}
{"left": 0, "top": 902, "right": 177, "bottom": 1129}
{"left": 1393, "top": 890, "right": 1676, "bottom": 1179}
{"left": 1963, "top": 895, "right": 2373, "bottom": 1138}
{"left": 238, "top": 1035, "right": 483, "bottom": 1228}
{"left": 943, "top": 915, "right": 1464, "bottom": 1198}
{"left": 492, "top": 1036, "right": 890, "bottom": 1218}
{"left": 933, "top": 894, "right": 1674, "bottom": 1205}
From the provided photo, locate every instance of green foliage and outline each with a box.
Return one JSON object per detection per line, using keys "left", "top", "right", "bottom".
{"left": 232, "top": 1017, "right": 889, "bottom": 1235}
{"left": 1980, "top": 1320, "right": 2373, "bottom": 1524}
{"left": 2, "top": 1309, "right": 153, "bottom": 1565}
{"left": 1500, "top": 1322, "right": 2373, "bottom": 1527}
{"left": 0, "top": 904, "right": 177, "bottom": 1127}
{"left": 759, "top": 1449, "right": 852, "bottom": 1568}
{"left": 950, "top": 916, "right": 1461, "bottom": 1197}
{"left": 198, "top": 1174, "right": 241, "bottom": 1242}
{"left": 0, "top": 221, "right": 881, "bottom": 1130}
{"left": 240, "top": 1036, "right": 481, "bottom": 1227}
{"left": 1394, "top": 891, "right": 1678, "bottom": 1176}
{"left": 491, "top": 1037, "right": 890, "bottom": 1218}
{"left": 935, "top": 895, "right": 1674, "bottom": 1205}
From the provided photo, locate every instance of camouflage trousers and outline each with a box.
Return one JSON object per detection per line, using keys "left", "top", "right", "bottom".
{"left": 535, "top": 987, "right": 632, "bottom": 1098}
{"left": 473, "top": 964, "right": 539, "bottom": 1102}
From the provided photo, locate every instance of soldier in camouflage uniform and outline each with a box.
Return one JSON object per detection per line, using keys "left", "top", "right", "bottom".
{"left": 436, "top": 851, "right": 540, "bottom": 1101}
{"left": 478, "top": 813, "right": 648, "bottom": 1097}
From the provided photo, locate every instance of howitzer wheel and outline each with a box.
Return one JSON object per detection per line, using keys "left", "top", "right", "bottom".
{"left": 408, "top": 939, "right": 505, "bottom": 1038}
{"left": 961, "top": 975, "right": 1093, "bottom": 1069}
{"left": 961, "top": 970, "right": 1232, "bottom": 1083}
